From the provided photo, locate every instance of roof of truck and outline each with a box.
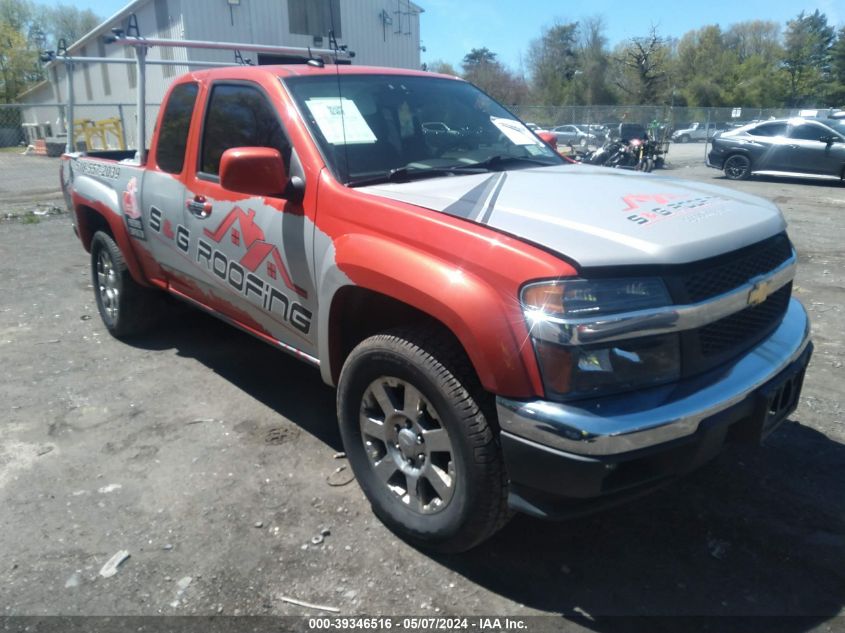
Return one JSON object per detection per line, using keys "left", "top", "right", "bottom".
{"left": 186, "top": 64, "right": 461, "bottom": 83}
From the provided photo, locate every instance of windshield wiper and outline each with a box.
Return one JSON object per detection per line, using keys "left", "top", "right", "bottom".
{"left": 348, "top": 165, "right": 485, "bottom": 187}
{"left": 346, "top": 155, "right": 555, "bottom": 187}
{"left": 457, "top": 154, "right": 557, "bottom": 171}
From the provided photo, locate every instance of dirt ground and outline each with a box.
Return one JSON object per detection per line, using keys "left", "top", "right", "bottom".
{"left": 0, "top": 147, "right": 843, "bottom": 630}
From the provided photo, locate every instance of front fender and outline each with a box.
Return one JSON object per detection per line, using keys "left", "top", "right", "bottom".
{"left": 318, "top": 233, "right": 544, "bottom": 399}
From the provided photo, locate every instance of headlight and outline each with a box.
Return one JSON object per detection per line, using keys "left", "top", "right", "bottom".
{"left": 521, "top": 278, "right": 680, "bottom": 400}
{"left": 522, "top": 278, "right": 670, "bottom": 318}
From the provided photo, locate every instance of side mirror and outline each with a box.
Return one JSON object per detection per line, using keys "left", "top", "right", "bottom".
{"left": 537, "top": 131, "right": 558, "bottom": 149}
{"left": 819, "top": 135, "right": 837, "bottom": 145}
{"left": 220, "top": 147, "right": 288, "bottom": 197}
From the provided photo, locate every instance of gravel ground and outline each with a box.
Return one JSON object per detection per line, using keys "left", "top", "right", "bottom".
{"left": 0, "top": 147, "right": 843, "bottom": 630}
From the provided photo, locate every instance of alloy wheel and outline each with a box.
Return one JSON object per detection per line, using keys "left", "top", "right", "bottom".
{"left": 97, "top": 249, "right": 120, "bottom": 322}
{"left": 359, "top": 376, "right": 456, "bottom": 514}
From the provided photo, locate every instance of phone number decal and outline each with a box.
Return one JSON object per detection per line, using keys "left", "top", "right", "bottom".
{"left": 76, "top": 161, "right": 121, "bottom": 180}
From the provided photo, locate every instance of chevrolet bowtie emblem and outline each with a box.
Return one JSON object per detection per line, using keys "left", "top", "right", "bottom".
{"left": 748, "top": 279, "right": 773, "bottom": 307}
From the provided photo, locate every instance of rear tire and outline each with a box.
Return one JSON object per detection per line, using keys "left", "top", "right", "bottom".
{"left": 724, "top": 154, "right": 751, "bottom": 180}
{"left": 679, "top": 134, "right": 690, "bottom": 143}
{"left": 337, "top": 326, "right": 509, "bottom": 552}
{"left": 90, "top": 231, "right": 162, "bottom": 338}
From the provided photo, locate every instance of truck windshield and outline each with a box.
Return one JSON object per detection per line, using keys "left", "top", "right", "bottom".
{"left": 283, "top": 74, "right": 562, "bottom": 186}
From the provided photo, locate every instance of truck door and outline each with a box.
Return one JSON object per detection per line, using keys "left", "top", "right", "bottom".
{"left": 181, "top": 80, "right": 318, "bottom": 357}
{"left": 142, "top": 81, "right": 200, "bottom": 275}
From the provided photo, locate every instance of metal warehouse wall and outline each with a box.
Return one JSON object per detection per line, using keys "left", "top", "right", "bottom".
{"left": 17, "top": 0, "right": 421, "bottom": 144}
{"left": 182, "top": 0, "right": 421, "bottom": 69}
{"left": 18, "top": 0, "right": 189, "bottom": 136}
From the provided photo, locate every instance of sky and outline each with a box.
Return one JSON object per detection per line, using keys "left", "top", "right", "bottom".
{"left": 74, "top": 0, "right": 844, "bottom": 71}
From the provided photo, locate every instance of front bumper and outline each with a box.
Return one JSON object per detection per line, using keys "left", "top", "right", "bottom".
{"left": 497, "top": 298, "right": 812, "bottom": 518}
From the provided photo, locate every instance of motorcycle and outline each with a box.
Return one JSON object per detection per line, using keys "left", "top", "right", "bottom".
{"left": 575, "top": 136, "right": 657, "bottom": 172}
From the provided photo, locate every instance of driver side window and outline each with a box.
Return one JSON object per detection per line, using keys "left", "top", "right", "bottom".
{"left": 788, "top": 123, "right": 827, "bottom": 141}
{"left": 200, "top": 83, "right": 290, "bottom": 177}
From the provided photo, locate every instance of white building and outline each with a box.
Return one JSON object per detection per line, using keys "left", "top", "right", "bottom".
{"left": 18, "top": 0, "right": 423, "bottom": 148}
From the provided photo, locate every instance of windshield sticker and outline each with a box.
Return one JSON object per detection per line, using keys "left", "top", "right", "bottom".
{"left": 490, "top": 116, "right": 541, "bottom": 146}
{"left": 304, "top": 97, "right": 377, "bottom": 145}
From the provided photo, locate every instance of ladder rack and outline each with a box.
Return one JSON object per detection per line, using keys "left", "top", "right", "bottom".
{"left": 49, "top": 15, "right": 353, "bottom": 157}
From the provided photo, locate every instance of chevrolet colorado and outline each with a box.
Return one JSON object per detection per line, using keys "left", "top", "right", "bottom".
{"left": 62, "top": 63, "right": 812, "bottom": 552}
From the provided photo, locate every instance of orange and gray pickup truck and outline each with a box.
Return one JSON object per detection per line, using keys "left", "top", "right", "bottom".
{"left": 62, "top": 64, "right": 812, "bottom": 551}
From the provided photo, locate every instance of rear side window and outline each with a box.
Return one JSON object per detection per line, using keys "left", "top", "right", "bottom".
{"left": 200, "top": 83, "right": 289, "bottom": 176}
{"left": 748, "top": 122, "right": 786, "bottom": 137}
{"left": 156, "top": 82, "right": 199, "bottom": 174}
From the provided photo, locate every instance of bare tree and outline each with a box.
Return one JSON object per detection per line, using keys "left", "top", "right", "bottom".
{"left": 613, "top": 27, "right": 670, "bottom": 104}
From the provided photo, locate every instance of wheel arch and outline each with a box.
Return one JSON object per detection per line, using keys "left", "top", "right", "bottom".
{"left": 327, "top": 286, "right": 470, "bottom": 384}
{"left": 723, "top": 150, "right": 754, "bottom": 175}
{"left": 317, "top": 241, "right": 545, "bottom": 400}
{"left": 74, "top": 200, "right": 150, "bottom": 287}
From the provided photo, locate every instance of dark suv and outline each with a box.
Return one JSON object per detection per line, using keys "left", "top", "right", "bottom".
{"left": 708, "top": 117, "right": 845, "bottom": 181}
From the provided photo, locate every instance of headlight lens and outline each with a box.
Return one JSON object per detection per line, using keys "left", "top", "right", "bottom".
{"left": 522, "top": 278, "right": 671, "bottom": 319}
{"left": 522, "top": 278, "right": 680, "bottom": 400}
{"left": 534, "top": 335, "right": 680, "bottom": 400}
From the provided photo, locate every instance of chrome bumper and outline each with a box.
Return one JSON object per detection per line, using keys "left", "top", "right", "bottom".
{"left": 497, "top": 298, "right": 811, "bottom": 457}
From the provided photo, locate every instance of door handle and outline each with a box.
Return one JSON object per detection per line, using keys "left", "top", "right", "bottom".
{"left": 186, "top": 195, "right": 212, "bottom": 218}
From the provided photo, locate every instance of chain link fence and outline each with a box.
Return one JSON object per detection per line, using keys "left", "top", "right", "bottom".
{"left": 0, "top": 103, "right": 161, "bottom": 153}
{"left": 0, "top": 101, "right": 808, "bottom": 154}
{"left": 511, "top": 105, "right": 796, "bottom": 128}
{"left": 510, "top": 104, "right": 796, "bottom": 147}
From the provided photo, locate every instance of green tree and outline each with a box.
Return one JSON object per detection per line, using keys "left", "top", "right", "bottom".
{"left": 425, "top": 59, "right": 458, "bottom": 76}
{"left": 573, "top": 16, "right": 615, "bottom": 105}
{"left": 0, "top": 0, "right": 38, "bottom": 102}
{"left": 723, "top": 21, "right": 787, "bottom": 107}
{"left": 462, "top": 47, "right": 497, "bottom": 68}
{"left": 831, "top": 26, "right": 845, "bottom": 106}
{"left": 673, "top": 25, "right": 735, "bottom": 106}
{"left": 527, "top": 22, "right": 580, "bottom": 105}
{"left": 461, "top": 48, "right": 528, "bottom": 106}
{"left": 37, "top": 3, "right": 100, "bottom": 49}
{"left": 0, "top": 0, "right": 102, "bottom": 102}
{"left": 782, "top": 10, "right": 835, "bottom": 106}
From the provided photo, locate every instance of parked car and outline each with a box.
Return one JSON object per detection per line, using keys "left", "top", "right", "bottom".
{"left": 708, "top": 117, "right": 845, "bottom": 181}
{"left": 550, "top": 124, "right": 596, "bottom": 147}
{"left": 672, "top": 122, "right": 728, "bottom": 143}
{"left": 62, "top": 61, "right": 812, "bottom": 552}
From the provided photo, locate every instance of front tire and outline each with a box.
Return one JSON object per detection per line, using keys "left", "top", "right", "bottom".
{"left": 90, "top": 231, "right": 161, "bottom": 338}
{"left": 679, "top": 134, "right": 690, "bottom": 143}
{"left": 337, "top": 327, "right": 509, "bottom": 552}
{"left": 724, "top": 154, "right": 751, "bottom": 180}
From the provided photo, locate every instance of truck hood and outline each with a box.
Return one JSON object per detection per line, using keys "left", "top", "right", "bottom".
{"left": 357, "top": 165, "right": 786, "bottom": 268}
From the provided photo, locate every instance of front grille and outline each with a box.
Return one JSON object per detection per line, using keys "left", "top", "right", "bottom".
{"left": 681, "top": 234, "right": 792, "bottom": 303}
{"left": 698, "top": 283, "right": 791, "bottom": 357}
{"left": 664, "top": 234, "right": 794, "bottom": 378}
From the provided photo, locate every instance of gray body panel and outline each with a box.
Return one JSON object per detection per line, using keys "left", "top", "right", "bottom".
{"left": 357, "top": 165, "right": 786, "bottom": 269}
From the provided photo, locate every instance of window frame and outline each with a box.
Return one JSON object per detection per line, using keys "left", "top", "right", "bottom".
{"left": 154, "top": 80, "right": 200, "bottom": 175}
{"left": 196, "top": 79, "right": 292, "bottom": 183}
